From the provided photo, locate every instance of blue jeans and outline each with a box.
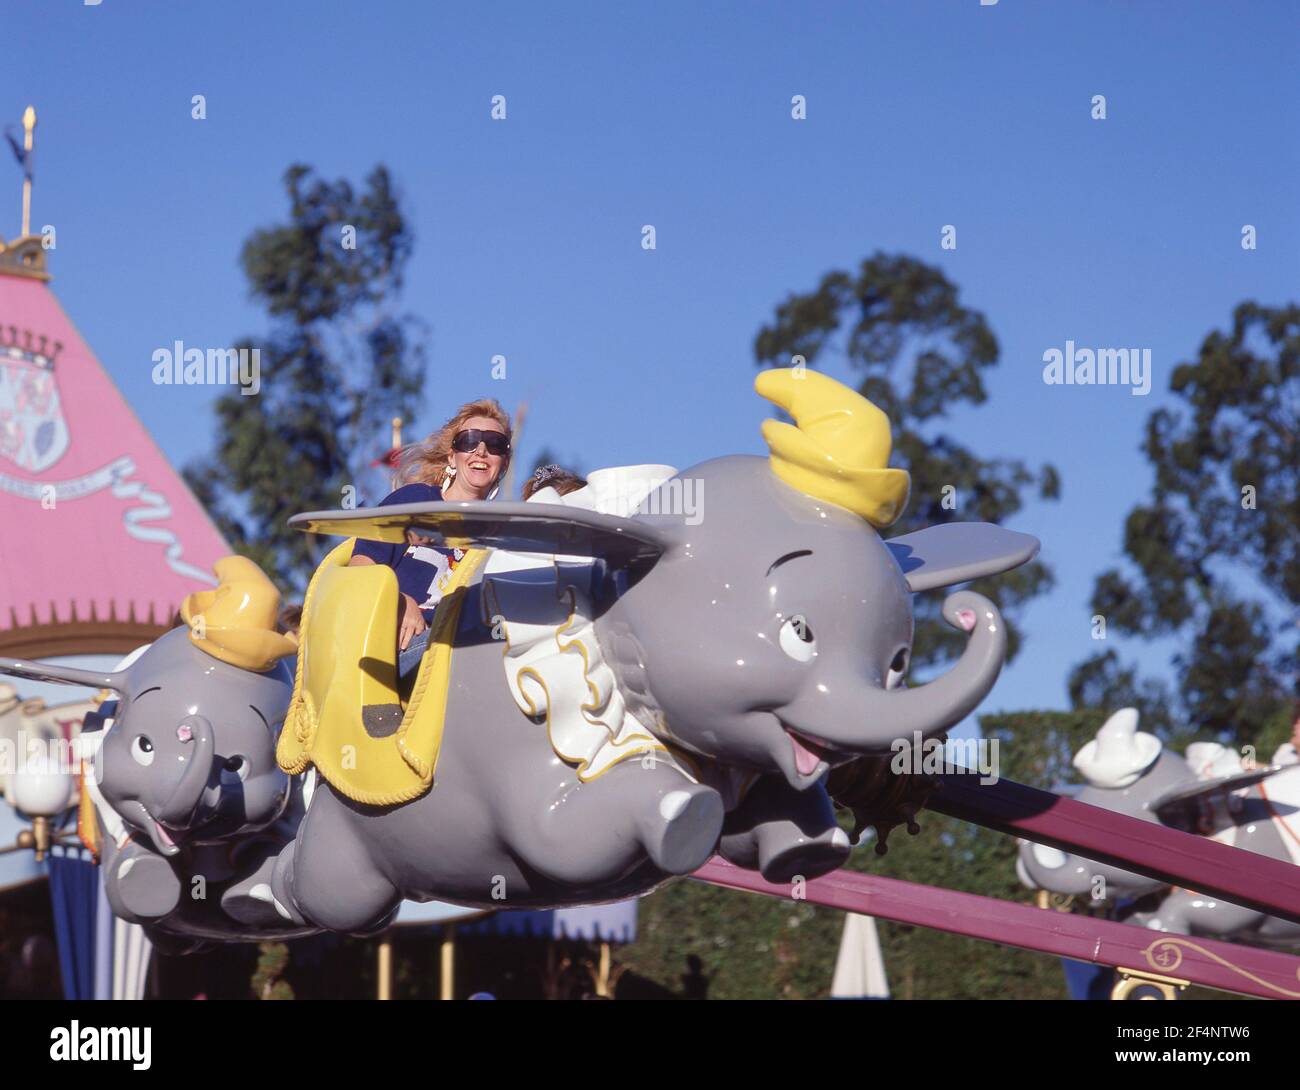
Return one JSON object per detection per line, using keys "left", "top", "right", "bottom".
{"left": 398, "top": 629, "right": 431, "bottom": 680}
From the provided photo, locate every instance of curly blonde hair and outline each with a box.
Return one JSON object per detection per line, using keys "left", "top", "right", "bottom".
{"left": 399, "top": 398, "right": 513, "bottom": 490}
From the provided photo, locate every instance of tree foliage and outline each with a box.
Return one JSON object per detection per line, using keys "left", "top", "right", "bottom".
{"left": 250, "top": 941, "right": 294, "bottom": 1000}
{"left": 753, "top": 252, "right": 1059, "bottom": 670}
{"left": 1069, "top": 302, "right": 1299, "bottom": 745}
{"left": 184, "top": 164, "right": 427, "bottom": 591}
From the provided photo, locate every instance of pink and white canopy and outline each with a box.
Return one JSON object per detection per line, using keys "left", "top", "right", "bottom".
{"left": 0, "top": 259, "right": 229, "bottom": 656}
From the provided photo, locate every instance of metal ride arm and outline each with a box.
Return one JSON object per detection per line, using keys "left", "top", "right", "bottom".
{"left": 929, "top": 773, "right": 1300, "bottom": 927}
{"left": 692, "top": 857, "right": 1300, "bottom": 1000}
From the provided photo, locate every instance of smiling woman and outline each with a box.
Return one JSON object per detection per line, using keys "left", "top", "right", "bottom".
{"left": 348, "top": 399, "right": 513, "bottom": 682}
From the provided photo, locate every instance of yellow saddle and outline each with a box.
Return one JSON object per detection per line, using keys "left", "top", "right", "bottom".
{"left": 277, "top": 540, "right": 487, "bottom": 806}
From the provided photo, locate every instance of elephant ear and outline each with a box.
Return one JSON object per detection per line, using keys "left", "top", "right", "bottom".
{"left": 0, "top": 642, "right": 146, "bottom": 694}
{"left": 886, "top": 523, "right": 1040, "bottom": 593}
{"left": 1150, "top": 765, "right": 1285, "bottom": 831}
{"left": 0, "top": 658, "right": 125, "bottom": 691}
{"left": 288, "top": 500, "right": 672, "bottom": 567}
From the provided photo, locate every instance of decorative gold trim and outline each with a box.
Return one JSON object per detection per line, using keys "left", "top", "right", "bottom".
{"left": 481, "top": 568, "right": 666, "bottom": 782}
{"left": 1141, "top": 936, "right": 1300, "bottom": 998}
{"left": 509, "top": 634, "right": 663, "bottom": 783}
{"left": 1112, "top": 966, "right": 1188, "bottom": 1001}
{"left": 0, "top": 618, "right": 168, "bottom": 657}
{"left": 0, "top": 235, "right": 50, "bottom": 281}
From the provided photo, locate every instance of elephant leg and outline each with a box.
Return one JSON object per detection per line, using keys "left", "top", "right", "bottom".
{"left": 1131, "top": 890, "right": 1196, "bottom": 935}
{"left": 219, "top": 838, "right": 302, "bottom": 929}
{"left": 102, "top": 837, "right": 183, "bottom": 923}
{"left": 719, "top": 775, "right": 851, "bottom": 883}
{"left": 1139, "top": 889, "right": 1262, "bottom": 940}
{"left": 504, "top": 757, "right": 724, "bottom": 883}
{"left": 278, "top": 787, "right": 402, "bottom": 935}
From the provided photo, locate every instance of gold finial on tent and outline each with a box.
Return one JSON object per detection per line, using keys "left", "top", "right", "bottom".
{"left": 756, "top": 368, "right": 911, "bottom": 529}
{"left": 180, "top": 556, "right": 298, "bottom": 672}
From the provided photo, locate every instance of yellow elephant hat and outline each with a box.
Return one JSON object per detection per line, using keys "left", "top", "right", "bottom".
{"left": 755, "top": 367, "right": 911, "bottom": 529}
{"left": 180, "top": 556, "right": 299, "bottom": 672}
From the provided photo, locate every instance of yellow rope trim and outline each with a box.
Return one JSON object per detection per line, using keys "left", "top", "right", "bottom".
{"left": 277, "top": 541, "right": 487, "bottom": 806}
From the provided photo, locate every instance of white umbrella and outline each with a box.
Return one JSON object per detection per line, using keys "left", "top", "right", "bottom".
{"left": 831, "top": 912, "right": 889, "bottom": 999}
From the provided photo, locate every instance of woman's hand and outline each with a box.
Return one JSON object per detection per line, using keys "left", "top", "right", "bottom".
{"left": 398, "top": 593, "right": 427, "bottom": 651}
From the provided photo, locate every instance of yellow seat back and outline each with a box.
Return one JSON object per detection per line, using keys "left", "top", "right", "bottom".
{"left": 278, "top": 540, "right": 487, "bottom": 805}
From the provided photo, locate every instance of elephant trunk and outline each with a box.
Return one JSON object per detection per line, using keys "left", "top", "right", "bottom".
{"left": 854, "top": 590, "right": 1006, "bottom": 748}
{"left": 153, "top": 714, "right": 216, "bottom": 827}
{"left": 793, "top": 591, "right": 1007, "bottom": 755}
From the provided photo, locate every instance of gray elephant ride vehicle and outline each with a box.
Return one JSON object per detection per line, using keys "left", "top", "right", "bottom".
{"left": 1018, "top": 707, "right": 1300, "bottom": 947}
{"left": 2, "top": 368, "right": 1039, "bottom": 944}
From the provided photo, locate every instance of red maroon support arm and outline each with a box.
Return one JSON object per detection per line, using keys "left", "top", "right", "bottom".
{"left": 929, "top": 773, "right": 1300, "bottom": 927}
{"left": 692, "top": 857, "right": 1300, "bottom": 1000}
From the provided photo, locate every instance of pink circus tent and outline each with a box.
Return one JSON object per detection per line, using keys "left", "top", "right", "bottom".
{"left": 0, "top": 236, "right": 229, "bottom": 657}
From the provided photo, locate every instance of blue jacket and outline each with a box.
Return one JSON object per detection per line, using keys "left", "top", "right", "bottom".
{"left": 351, "top": 483, "right": 465, "bottom": 623}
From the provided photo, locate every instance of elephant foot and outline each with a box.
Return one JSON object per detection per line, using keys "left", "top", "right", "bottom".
{"left": 758, "top": 824, "right": 852, "bottom": 884}
{"left": 717, "top": 775, "right": 851, "bottom": 883}
{"left": 220, "top": 884, "right": 286, "bottom": 928}
{"left": 347, "top": 902, "right": 402, "bottom": 939}
{"left": 113, "top": 851, "right": 182, "bottom": 920}
{"left": 639, "top": 785, "right": 725, "bottom": 875}
{"left": 221, "top": 848, "right": 303, "bottom": 928}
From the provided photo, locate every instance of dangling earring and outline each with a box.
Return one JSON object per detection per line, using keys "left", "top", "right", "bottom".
{"left": 441, "top": 463, "right": 457, "bottom": 491}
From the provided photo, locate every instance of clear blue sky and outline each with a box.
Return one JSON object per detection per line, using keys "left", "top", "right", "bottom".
{"left": 5, "top": 1, "right": 1296, "bottom": 724}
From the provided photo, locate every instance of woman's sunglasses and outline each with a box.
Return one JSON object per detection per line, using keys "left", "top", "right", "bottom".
{"left": 452, "top": 428, "right": 511, "bottom": 456}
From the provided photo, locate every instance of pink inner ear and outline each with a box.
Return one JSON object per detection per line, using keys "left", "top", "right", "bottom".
{"left": 955, "top": 609, "right": 977, "bottom": 632}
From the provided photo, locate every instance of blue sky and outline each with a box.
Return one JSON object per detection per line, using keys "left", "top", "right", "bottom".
{"left": 5, "top": 1, "right": 1296, "bottom": 722}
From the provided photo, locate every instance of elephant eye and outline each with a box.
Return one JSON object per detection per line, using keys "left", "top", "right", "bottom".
{"left": 131, "top": 736, "right": 155, "bottom": 767}
{"left": 778, "top": 616, "right": 816, "bottom": 662}
{"left": 223, "top": 755, "right": 249, "bottom": 781}
{"left": 886, "top": 649, "right": 909, "bottom": 690}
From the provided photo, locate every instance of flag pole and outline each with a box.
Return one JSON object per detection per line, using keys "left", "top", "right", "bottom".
{"left": 20, "top": 106, "right": 34, "bottom": 238}
{"left": 503, "top": 401, "right": 526, "bottom": 500}
{"left": 390, "top": 416, "right": 402, "bottom": 490}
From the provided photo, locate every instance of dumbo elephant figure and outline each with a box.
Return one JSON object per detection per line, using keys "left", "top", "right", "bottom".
{"left": 1017, "top": 708, "right": 1300, "bottom": 948}
{"left": 215, "top": 368, "right": 1039, "bottom": 936}
{"left": 1, "top": 558, "right": 305, "bottom": 942}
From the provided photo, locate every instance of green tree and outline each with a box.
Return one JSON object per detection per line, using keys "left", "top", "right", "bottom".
{"left": 250, "top": 941, "right": 294, "bottom": 1000}
{"left": 185, "top": 164, "right": 426, "bottom": 590}
{"left": 1068, "top": 302, "right": 1299, "bottom": 748}
{"left": 753, "top": 252, "right": 1059, "bottom": 671}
